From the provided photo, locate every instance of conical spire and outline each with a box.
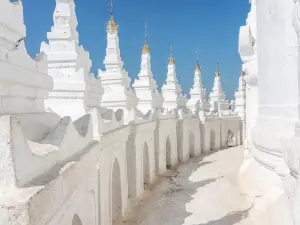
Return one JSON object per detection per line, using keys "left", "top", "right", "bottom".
{"left": 195, "top": 50, "right": 201, "bottom": 71}
{"left": 209, "top": 61, "right": 230, "bottom": 111}
{"left": 142, "top": 20, "right": 150, "bottom": 54}
{"left": 168, "top": 44, "right": 175, "bottom": 65}
{"left": 107, "top": 0, "right": 118, "bottom": 33}
{"left": 215, "top": 61, "right": 221, "bottom": 77}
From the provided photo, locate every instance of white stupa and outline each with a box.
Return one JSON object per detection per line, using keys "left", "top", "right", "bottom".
{"left": 40, "top": 0, "right": 102, "bottom": 120}
{"left": 187, "top": 52, "right": 210, "bottom": 113}
{"left": 133, "top": 22, "right": 163, "bottom": 114}
{"left": 209, "top": 62, "right": 230, "bottom": 112}
{"left": 161, "top": 45, "right": 187, "bottom": 110}
{"left": 98, "top": 1, "right": 138, "bottom": 111}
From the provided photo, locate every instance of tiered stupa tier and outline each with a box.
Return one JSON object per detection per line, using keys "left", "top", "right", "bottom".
{"left": 40, "top": 0, "right": 102, "bottom": 120}
{"left": 209, "top": 63, "right": 230, "bottom": 112}
{"left": 161, "top": 45, "right": 187, "bottom": 110}
{"left": 187, "top": 54, "right": 210, "bottom": 113}
{"left": 98, "top": 2, "right": 138, "bottom": 111}
{"left": 133, "top": 25, "right": 163, "bottom": 113}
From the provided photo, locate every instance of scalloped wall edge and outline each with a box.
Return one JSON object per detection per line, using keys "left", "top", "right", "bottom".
{"left": 1, "top": 114, "right": 96, "bottom": 188}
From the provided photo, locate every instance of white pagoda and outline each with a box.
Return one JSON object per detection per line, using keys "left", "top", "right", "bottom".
{"left": 133, "top": 24, "right": 163, "bottom": 114}
{"left": 187, "top": 53, "right": 210, "bottom": 113}
{"left": 98, "top": 2, "right": 138, "bottom": 111}
{"left": 161, "top": 45, "right": 187, "bottom": 110}
{"left": 209, "top": 63, "right": 230, "bottom": 112}
{"left": 40, "top": 0, "right": 101, "bottom": 120}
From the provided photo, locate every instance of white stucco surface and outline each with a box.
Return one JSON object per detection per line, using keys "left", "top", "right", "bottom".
{"left": 0, "top": 0, "right": 248, "bottom": 225}
{"left": 114, "top": 147, "right": 255, "bottom": 225}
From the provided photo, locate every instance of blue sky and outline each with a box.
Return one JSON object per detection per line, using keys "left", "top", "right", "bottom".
{"left": 22, "top": 0, "right": 249, "bottom": 100}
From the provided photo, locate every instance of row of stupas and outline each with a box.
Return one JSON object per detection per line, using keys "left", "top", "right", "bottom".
{"left": 40, "top": 0, "right": 246, "bottom": 120}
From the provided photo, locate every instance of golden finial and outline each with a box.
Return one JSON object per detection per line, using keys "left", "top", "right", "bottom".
{"left": 107, "top": 0, "right": 118, "bottom": 33}
{"left": 142, "top": 20, "right": 150, "bottom": 54}
{"left": 215, "top": 61, "right": 221, "bottom": 77}
{"left": 195, "top": 49, "right": 200, "bottom": 71}
{"left": 168, "top": 44, "right": 175, "bottom": 65}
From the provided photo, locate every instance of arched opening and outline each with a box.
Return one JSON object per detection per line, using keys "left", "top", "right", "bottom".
{"left": 189, "top": 131, "right": 195, "bottom": 157}
{"left": 72, "top": 214, "right": 82, "bottom": 225}
{"left": 166, "top": 136, "right": 172, "bottom": 169}
{"left": 143, "top": 142, "right": 150, "bottom": 188}
{"left": 111, "top": 158, "right": 122, "bottom": 223}
{"left": 210, "top": 129, "right": 216, "bottom": 151}
{"left": 226, "top": 129, "right": 236, "bottom": 147}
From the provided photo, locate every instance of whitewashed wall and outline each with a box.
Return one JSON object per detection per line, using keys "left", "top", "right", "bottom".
{"left": 0, "top": 1, "right": 244, "bottom": 225}
{"left": 238, "top": 0, "right": 300, "bottom": 224}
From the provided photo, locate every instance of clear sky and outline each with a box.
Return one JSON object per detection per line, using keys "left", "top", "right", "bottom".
{"left": 22, "top": 0, "right": 250, "bottom": 100}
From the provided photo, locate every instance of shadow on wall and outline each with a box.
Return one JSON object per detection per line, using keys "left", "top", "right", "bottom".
{"left": 72, "top": 214, "right": 82, "bottom": 225}
{"left": 111, "top": 158, "right": 122, "bottom": 223}
{"left": 189, "top": 131, "right": 195, "bottom": 157}
{"left": 166, "top": 135, "right": 172, "bottom": 169}
{"left": 210, "top": 129, "right": 216, "bottom": 151}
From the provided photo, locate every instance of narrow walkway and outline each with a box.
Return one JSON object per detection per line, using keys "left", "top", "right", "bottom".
{"left": 119, "top": 146, "right": 254, "bottom": 225}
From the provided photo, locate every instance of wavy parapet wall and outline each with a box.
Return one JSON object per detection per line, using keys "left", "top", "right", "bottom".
{"left": 0, "top": 113, "right": 97, "bottom": 191}
{"left": 177, "top": 108, "right": 194, "bottom": 120}
{"left": 87, "top": 107, "right": 125, "bottom": 135}
{"left": 219, "top": 110, "right": 240, "bottom": 119}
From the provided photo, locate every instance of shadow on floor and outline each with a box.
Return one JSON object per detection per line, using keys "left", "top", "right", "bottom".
{"left": 198, "top": 160, "right": 215, "bottom": 167}
{"left": 119, "top": 148, "right": 246, "bottom": 225}
{"left": 197, "top": 205, "right": 253, "bottom": 225}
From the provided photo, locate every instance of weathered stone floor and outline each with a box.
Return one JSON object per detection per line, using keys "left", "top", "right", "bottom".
{"left": 118, "top": 146, "right": 254, "bottom": 225}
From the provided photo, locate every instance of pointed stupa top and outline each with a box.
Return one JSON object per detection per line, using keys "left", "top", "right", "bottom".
{"left": 142, "top": 20, "right": 150, "bottom": 54}
{"left": 168, "top": 45, "right": 175, "bottom": 65}
{"left": 195, "top": 50, "right": 201, "bottom": 71}
{"left": 50, "top": 0, "right": 79, "bottom": 42}
{"left": 215, "top": 61, "right": 221, "bottom": 77}
{"left": 107, "top": 0, "right": 119, "bottom": 33}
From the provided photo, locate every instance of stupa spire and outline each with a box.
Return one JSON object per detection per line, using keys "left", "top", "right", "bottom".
{"left": 215, "top": 61, "right": 221, "bottom": 77}
{"left": 195, "top": 49, "right": 201, "bottom": 71}
{"left": 133, "top": 22, "right": 163, "bottom": 113}
{"left": 99, "top": 0, "right": 138, "bottom": 111}
{"left": 188, "top": 50, "right": 210, "bottom": 112}
{"left": 168, "top": 44, "right": 175, "bottom": 65}
{"left": 107, "top": 0, "right": 118, "bottom": 33}
{"left": 162, "top": 45, "right": 187, "bottom": 110}
{"left": 209, "top": 61, "right": 229, "bottom": 112}
{"left": 110, "top": 0, "right": 113, "bottom": 17}
{"left": 192, "top": 51, "right": 203, "bottom": 89}
{"left": 142, "top": 20, "right": 150, "bottom": 54}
